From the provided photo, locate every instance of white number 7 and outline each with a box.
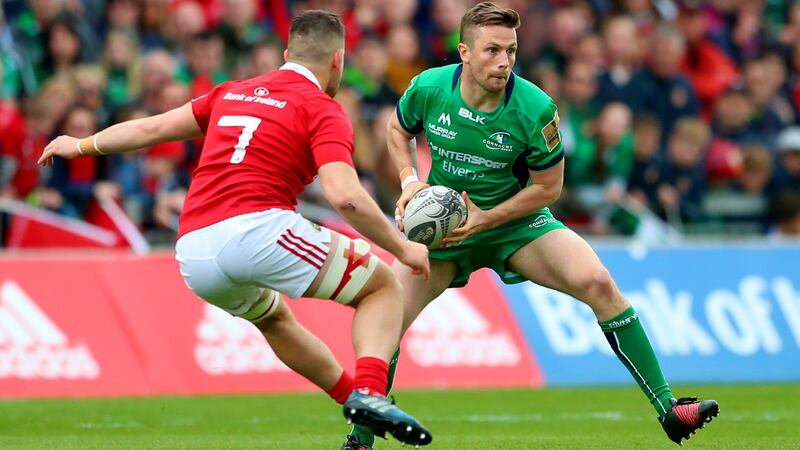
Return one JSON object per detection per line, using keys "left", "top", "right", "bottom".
{"left": 217, "top": 115, "right": 262, "bottom": 164}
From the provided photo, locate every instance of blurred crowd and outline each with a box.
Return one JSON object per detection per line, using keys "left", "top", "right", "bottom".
{"left": 1, "top": 0, "right": 800, "bottom": 243}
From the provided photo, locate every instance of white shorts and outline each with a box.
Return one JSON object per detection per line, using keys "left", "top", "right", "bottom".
{"left": 175, "top": 209, "right": 332, "bottom": 315}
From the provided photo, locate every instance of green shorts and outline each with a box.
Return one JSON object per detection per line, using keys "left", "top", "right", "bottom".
{"left": 429, "top": 208, "right": 567, "bottom": 288}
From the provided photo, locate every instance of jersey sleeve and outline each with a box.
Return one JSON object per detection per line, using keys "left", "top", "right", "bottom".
{"left": 525, "top": 100, "right": 565, "bottom": 171}
{"left": 308, "top": 103, "right": 355, "bottom": 168}
{"left": 190, "top": 81, "right": 231, "bottom": 133}
{"left": 396, "top": 75, "right": 425, "bottom": 135}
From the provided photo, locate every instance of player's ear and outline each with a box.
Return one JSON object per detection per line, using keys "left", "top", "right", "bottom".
{"left": 458, "top": 42, "right": 470, "bottom": 64}
{"left": 332, "top": 48, "right": 345, "bottom": 71}
{"left": 283, "top": 49, "right": 289, "bottom": 63}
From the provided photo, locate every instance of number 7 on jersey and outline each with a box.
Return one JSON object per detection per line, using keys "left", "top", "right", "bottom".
{"left": 218, "top": 115, "right": 262, "bottom": 164}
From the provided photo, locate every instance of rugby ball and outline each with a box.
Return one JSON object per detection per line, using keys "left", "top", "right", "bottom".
{"left": 403, "top": 186, "right": 468, "bottom": 249}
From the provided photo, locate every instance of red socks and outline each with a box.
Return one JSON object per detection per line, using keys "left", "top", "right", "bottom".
{"left": 326, "top": 357, "right": 389, "bottom": 402}
{"left": 326, "top": 371, "right": 354, "bottom": 404}
{"left": 353, "top": 356, "right": 389, "bottom": 396}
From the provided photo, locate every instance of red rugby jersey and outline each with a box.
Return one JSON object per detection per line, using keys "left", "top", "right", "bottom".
{"left": 178, "top": 65, "right": 354, "bottom": 237}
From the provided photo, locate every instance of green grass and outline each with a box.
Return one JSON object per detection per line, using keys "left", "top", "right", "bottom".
{"left": 1, "top": 385, "right": 797, "bottom": 449}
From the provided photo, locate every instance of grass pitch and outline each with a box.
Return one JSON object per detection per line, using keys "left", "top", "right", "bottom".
{"left": 1, "top": 384, "right": 796, "bottom": 449}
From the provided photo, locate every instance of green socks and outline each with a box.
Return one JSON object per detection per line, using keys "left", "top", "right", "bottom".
{"left": 350, "top": 349, "right": 400, "bottom": 446}
{"left": 599, "top": 306, "right": 674, "bottom": 417}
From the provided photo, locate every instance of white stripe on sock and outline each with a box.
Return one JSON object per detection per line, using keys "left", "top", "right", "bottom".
{"left": 613, "top": 331, "right": 667, "bottom": 416}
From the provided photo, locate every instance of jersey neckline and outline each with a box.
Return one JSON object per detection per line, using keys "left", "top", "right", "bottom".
{"left": 450, "top": 63, "right": 516, "bottom": 123}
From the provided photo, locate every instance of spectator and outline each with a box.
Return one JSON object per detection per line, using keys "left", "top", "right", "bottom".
{"left": 424, "top": 0, "right": 467, "bottom": 66}
{"left": 101, "top": 29, "right": 142, "bottom": 110}
{"left": 72, "top": 64, "right": 109, "bottom": 125}
{"left": 537, "top": 7, "right": 587, "bottom": 73}
{"left": 775, "top": 127, "right": 800, "bottom": 192}
{"left": 528, "top": 64, "right": 561, "bottom": 104}
{"left": 164, "top": 0, "right": 207, "bottom": 53}
{"left": 11, "top": 0, "right": 66, "bottom": 91}
{"left": 139, "top": 49, "right": 177, "bottom": 112}
{"left": 104, "top": 0, "right": 140, "bottom": 37}
{"left": 627, "top": 114, "right": 663, "bottom": 210}
{"left": 231, "top": 39, "right": 283, "bottom": 80}
{"left": 0, "top": 94, "right": 37, "bottom": 200}
{"left": 641, "top": 26, "right": 700, "bottom": 137}
{"left": 384, "top": 0, "right": 419, "bottom": 27}
{"left": 617, "top": 0, "right": 660, "bottom": 35}
{"left": 139, "top": 0, "right": 169, "bottom": 50}
{"left": 335, "top": 87, "right": 376, "bottom": 178}
{"left": 572, "top": 33, "right": 605, "bottom": 72}
{"left": 218, "top": 0, "right": 266, "bottom": 70}
{"left": 34, "top": 75, "right": 78, "bottom": 134}
{"left": 176, "top": 31, "right": 228, "bottom": 98}
{"left": 713, "top": 145, "right": 776, "bottom": 231}
{"left": 45, "top": 106, "right": 120, "bottom": 218}
{"left": 596, "top": 16, "right": 646, "bottom": 112}
{"left": 39, "top": 18, "right": 84, "bottom": 83}
{"left": 657, "top": 117, "right": 710, "bottom": 225}
{"left": 561, "top": 60, "right": 600, "bottom": 158}
{"left": 342, "top": 35, "right": 397, "bottom": 121}
{"left": 109, "top": 106, "right": 151, "bottom": 225}
{"left": 742, "top": 57, "right": 792, "bottom": 145}
{"left": 677, "top": 2, "right": 739, "bottom": 119}
{"left": 711, "top": 87, "right": 759, "bottom": 146}
{"left": 385, "top": 25, "right": 425, "bottom": 98}
{"left": 770, "top": 190, "right": 800, "bottom": 237}
{"left": 761, "top": 52, "right": 795, "bottom": 125}
{"left": 568, "top": 102, "right": 635, "bottom": 233}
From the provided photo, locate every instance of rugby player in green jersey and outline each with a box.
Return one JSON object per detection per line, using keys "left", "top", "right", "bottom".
{"left": 342, "top": 3, "right": 718, "bottom": 449}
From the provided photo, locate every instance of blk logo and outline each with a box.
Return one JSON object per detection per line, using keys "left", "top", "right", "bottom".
{"left": 459, "top": 107, "right": 485, "bottom": 125}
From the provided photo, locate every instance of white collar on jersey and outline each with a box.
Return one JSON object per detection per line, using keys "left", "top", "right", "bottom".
{"left": 279, "top": 62, "right": 322, "bottom": 90}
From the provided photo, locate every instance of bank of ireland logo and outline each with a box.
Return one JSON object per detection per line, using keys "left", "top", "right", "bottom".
{"left": 254, "top": 87, "right": 269, "bottom": 96}
{"left": 485, "top": 131, "right": 513, "bottom": 151}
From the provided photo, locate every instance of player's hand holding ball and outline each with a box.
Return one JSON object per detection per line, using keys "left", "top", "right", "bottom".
{"left": 441, "top": 191, "right": 490, "bottom": 248}
{"left": 402, "top": 186, "right": 469, "bottom": 249}
{"left": 394, "top": 180, "right": 429, "bottom": 232}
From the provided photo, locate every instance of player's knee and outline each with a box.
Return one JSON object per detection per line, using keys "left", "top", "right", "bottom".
{"left": 576, "top": 268, "right": 617, "bottom": 303}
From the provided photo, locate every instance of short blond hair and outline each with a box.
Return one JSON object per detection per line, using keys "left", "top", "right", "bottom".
{"left": 459, "top": 2, "right": 520, "bottom": 46}
{"left": 672, "top": 117, "right": 711, "bottom": 149}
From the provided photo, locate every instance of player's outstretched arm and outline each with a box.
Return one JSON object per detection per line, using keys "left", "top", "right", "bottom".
{"left": 442, "top": 160, "right": 564, "bottom": 246}
{"left": 386, "top": 111, "right": 428, "bottom": 230}
{"left": 318, "top": 161, "right": 429, "bottom": 279}
{"left": 38, "top": 103, "right": 203, "bottom": 166}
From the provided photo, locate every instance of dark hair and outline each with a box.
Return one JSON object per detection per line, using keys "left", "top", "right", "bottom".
{"left": 288, "top": 10, "right": 345, "bottom": 62}
{"left": 459, "top": 2, "right": 520, "bottom": 46}
{"left": 42, "top": 16, "right": 83, "bottom": 70}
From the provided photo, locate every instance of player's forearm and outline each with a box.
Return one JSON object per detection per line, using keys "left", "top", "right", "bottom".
{"left": 83, "top": 117, "right": 168, "bottom": 155}
{"left": 484, "top": 183, "right": 562, "bottom": 229}
{"left": 77, "top": 104, "right": 202, "bottom": 156}
{"left": 386, "top": 122, "right": 417, "bottom": 175}
{"left": 331, "top": 189, "right": 406, "bottom": 257}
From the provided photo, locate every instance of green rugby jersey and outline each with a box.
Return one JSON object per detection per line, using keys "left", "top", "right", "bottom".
{"left": 397, "top": 64, "right": 564, "bottom": 210}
